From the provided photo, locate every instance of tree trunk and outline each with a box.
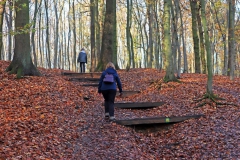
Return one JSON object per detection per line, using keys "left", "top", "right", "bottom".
{"left": 136, "top": 2, "right": 146, "bottom": 68}
{"left": 97, "top": 0, "right": 116, "bottom": 71}
{"left": 175, "top": 0, "right": 188, "bottom": 73}
{"left": 126, "top": 0, "right": 131, "bottom": 69}
{"left": 5, "top": 1, "right": 13, "bottom": 61}
{"left": 171, "top": 0, "right": 181, "bottom": 78}
{"left": 90, "top": 0, "right": 96, "bottom": 72}
{"left": 227, "top": 0, "right": 236, "bottom": 80}
{"left": 67, "top": 0, "right": 72, "bottom": 71}
{"left": 53, "top": 0, "right": 59, "bottom": 69}
{"left": 0, "top": 1, "right": 5, "bottom": 60}
{"left": 38, "top": 10, "right": 43, "bottom": 67}
{"left": 190, "top": 0, "right": 201, "bottom": 73}
{"left": 58, "top": 2, "right": 64, "bottom": 69}
{"left": 44, "top": 0, "right": 51, "bottom": 69}
{"left": 200, "top": 0, "right": 213, "bottom": 94}
{"left": 143, "top": 20, "right": 148, "bottom": 67}
{"left": 153, "top": 1, "right": 161, "bottom": 69}
{"left": 31, "top": 0, "right": 41, "bottom": 67}
{"left": 196, "top": 3, "right": 206, "bottom": 74}
{"left": 163, "top": 0, "right": 177, "bottom": 82}
{"left": 6, "top": 0, "right": 40, "bottom": 78}
{"left": 147, "top": 1, "right": 153, "bottom": 68}
{"left": 72, "top": 1, "right": 77, "bottom": 72}
{"left": 96, "top": 0, "right": 102, "bottom": 69}
{"left": 112, "top": 0, "right": 118, "bottom": 69}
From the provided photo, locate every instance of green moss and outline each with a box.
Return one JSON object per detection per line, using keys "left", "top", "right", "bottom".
{"left": 17, "top": 67, "right": 23, "bottom": 79}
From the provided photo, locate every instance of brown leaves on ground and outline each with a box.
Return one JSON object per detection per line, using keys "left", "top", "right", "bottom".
{"left": 0, "top": 60, "right": 239, "bottom": 159}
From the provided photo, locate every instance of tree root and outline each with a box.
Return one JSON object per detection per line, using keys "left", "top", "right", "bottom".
{"left": 194, "top": 93, "right": 238, "bottom": 108}
{"left": 150, "top": 78, "right": 181, "bottom": 90}
{"left": 150, "top": 79, "right": 163, "bottom": 90}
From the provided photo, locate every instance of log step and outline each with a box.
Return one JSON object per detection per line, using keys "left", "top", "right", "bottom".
{"left": 114, "top": 102, "right": 165, "bottom": 109}
{"left": 115, "top": 115, "right": 204, "bottom": 126}
{"left": 62, "top": 72, "right": 101, "bottom": 78}
{"left": 69, "top": 78, "right": 99, "bottom": 82}
{"left": 117, "top": 91, "right": 141, "bottom": 98}
{"left": 81, "top": 83, "right": 98, "bottom": 87}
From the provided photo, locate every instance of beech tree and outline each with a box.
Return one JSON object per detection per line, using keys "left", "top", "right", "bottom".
{"left": 97, "top": 0, "right": 117, "bottom": 70}
{"left": 190, "top": 0, "right": 201, "bottom": 73}
{"left": 90, "top": 0, "right": 96, "bottom": 72}
{"left": 6, "top": 0, "right": 40, "bottom": 78}
{"left": 31, "top": 0, "right": 41, "bottom": 67}
{"left": 200, "top": 0, "right": 212, "bottom": 95}
{"left": 227, "top": 0, "right": 236, "bottom": 80}
{"left": 0, "top": 1, "right": 5, "bottom": 60}
{"left": 163, "top": 0, "right": 177, "bottom": 82}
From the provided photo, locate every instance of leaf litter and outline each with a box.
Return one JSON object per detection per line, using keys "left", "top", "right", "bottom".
{"left": 0, "top": 61, "right": 239, "bottom": 159}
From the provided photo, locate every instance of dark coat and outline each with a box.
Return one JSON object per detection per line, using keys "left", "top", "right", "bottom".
{"left": 77, "top": 50, "right": 87, "bottom": 63}
{"left": 98, "top": 67, "right": 122, "bottom": 93}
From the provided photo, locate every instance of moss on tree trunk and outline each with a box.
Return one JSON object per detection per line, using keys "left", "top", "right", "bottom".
{"left": 6, "top": 59, "right": 41, "bottom": 79}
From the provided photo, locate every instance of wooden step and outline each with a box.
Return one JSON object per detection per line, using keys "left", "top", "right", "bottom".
{"left": 119, "top": 91, "right": 141, "bottom": 98}
{"left": 115, "top": 115, "right": 204, "bottom": 126}
{"left": 81, "top": 83, "right": 98, "bottom": 87}
{"left": 69, "top": 77, "right": 99, "bottom": 82}
{"left": 114, "top": 102, "right": 165, "bottom": 109}
{"left": 62, "top": 72, "right": 101, "bottom": 78}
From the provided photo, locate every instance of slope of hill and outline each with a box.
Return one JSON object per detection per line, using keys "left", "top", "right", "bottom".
{"left": 0, "top": 60, "right": 239, "bottom": 159}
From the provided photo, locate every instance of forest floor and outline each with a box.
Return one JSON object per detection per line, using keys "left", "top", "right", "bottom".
{"left": 0, "top": 60, "right": 239, "bottom": 159}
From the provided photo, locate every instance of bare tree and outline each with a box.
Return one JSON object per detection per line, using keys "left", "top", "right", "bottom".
{"left": 6, "top": 0, "right": 40, "bottom": 78}
{"left": 0, "top": 1, "right": 5, "bottom": 60}
{"left": 90, "top": 0, "right": 96, "bottom": 71}
{"left": 190, "top": 0, "right": 201, "bottom": 73}
{"left": 163, "top": 0, "right": 177, "bottom": 82}
{"left": 227, "top": 0, "right": 236, "bottom": 80}
{"left": 31, "top": 0, "right": 42, "bottom": 67}
{"left": 97, "top": 0, "right": 117, "bottom": 70}
{"left": 44, "top": 0, "right": 51, "bottom": 68}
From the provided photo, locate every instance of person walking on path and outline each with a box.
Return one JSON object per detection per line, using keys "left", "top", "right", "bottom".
{"left": 77, "top": 48, "right": 87, "bottom": 73}
{"left": 98, "top": 62, "right": 123, "bottom": 121}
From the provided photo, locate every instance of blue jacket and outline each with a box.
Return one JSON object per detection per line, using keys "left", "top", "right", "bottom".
{"left": 98, "top": 67, "right": 122, "bottom": 93}
{"left": 77, "top": 51, "right": 87, "bottom": 63}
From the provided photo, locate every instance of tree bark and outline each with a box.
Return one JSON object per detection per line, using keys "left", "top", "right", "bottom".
{"left": 112, "top": 0, "right": 118, "bottom": 69}
{"left": 153, "top": 1, "right": 161, "bottom": 69}
{"left": 96, "top": 0, "right": 102, "bottom": 69}
{"left": 72, "top": 1, "right": 77, "bottom": 72}
{"left": 5, "top": 1, "right": 12, "bottom": 61}
{"left": 172, "top": 0, "right": 181, "bottom": 78}
{"left": 227, "top": 0, "right": 236, "bottom": 80}
{"left": 90, "top": 0, "right": 96, "bottom": 72}
{"left": 147, "top": 0, "right": 153, "bottom": 68}
{"left": 38, "top": 10, "right": 43, "bottom": 67}
{"left": 53, "top": 0, "right": 59, "bottom": 69}
{"left": 67, "top": 0, "right": 72, "bottom": 71}
{"left": 97, "top": 0, "right": 116, "bottom": 71}
{"left": 0, "top": 1, "right": 5, "bottom": 60}
{"left": 126, "top": 0, "right": 131, "bottom": 69}
{"left": 218, "top": 11, "right": 228, "bottom": 76}
{"left": 190, "top": 0, "right": 201, "bottom": 73}
{"left": 44, "top": 0, "right": 51, "bottom": 69}
{"left": 175, "top": 0, "right": 188, "bottom": 73}
{"left": 196, "top": 3, "right": 206, "bottom": 74}
{"left": 6, "top": 0, "right": 40, "bottom": 78}
{"left": 31, "top": 0, "right": 42, "bottom": 67}
{"left": 200, "top": 0, "right": 213, "bottom": 94}
{"left": 163, "top": 0, "right": 177, "bottom": 82}
{"left": 136, "top": 2, "right": 146, "bottom": 68}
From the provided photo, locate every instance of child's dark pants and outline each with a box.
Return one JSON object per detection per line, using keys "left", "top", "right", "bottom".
{"left": 101, "top": 89, "right": 117, "bottom": 117}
